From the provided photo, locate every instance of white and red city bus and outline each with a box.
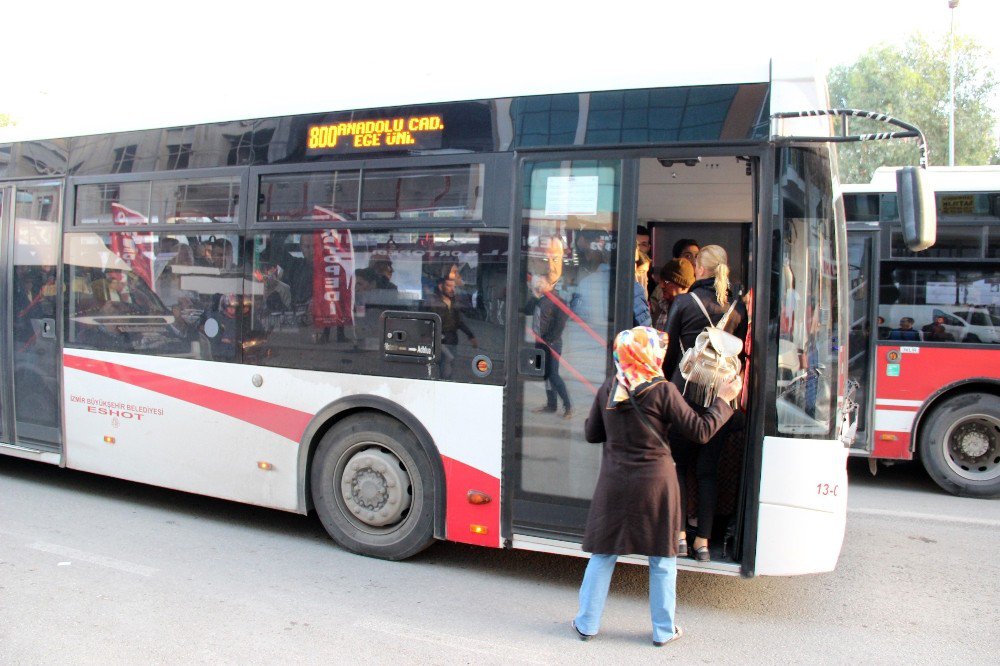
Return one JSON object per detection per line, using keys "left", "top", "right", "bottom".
{"left": 0, "top": 61, "right": 932, "bottom": 576}
{"left": 845, "top": 166, "right": 1000, "bottom": 498}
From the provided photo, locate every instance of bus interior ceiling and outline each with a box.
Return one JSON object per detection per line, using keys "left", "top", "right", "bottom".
{"left": 637, "top": 156, "right": 753, "bottom": 282}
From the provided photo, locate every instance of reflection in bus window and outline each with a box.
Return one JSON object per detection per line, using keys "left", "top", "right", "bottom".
{"left": 64, "top": 231, "right": 246, "bottom": 359}
{"left": 249, "top": 228, "right": 507, "bottom": 383}
{"left": 876, "top": 264, "right": 1000, "bottom": 344}
{"left": 75, "top": 176, "right": 240, "bottom": 225}
{"left": 776, "top": 149, "right": 838, "bottom": 437}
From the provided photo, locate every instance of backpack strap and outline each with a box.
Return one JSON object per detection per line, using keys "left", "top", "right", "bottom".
{"left": 688, "top": 292, "right": 714, "bottom": 327}
{"left": 691, "top": 290, "right": 741, "bottom": 331}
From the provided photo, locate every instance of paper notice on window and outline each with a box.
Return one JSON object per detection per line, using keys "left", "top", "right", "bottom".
{"left": 545, "top": 176, "right": 599, "bottom": 216}
{"left": 925, "top": 282, "right": 956, "bottom": 304}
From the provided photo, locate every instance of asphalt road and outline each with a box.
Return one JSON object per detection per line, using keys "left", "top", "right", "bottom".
{"left": 1, "top": 455, "right": 997, "bottom": 664}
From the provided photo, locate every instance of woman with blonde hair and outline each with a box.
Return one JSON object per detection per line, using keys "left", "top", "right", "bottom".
{"left": 662, "top": 244, "right": 747, "bottom": 562}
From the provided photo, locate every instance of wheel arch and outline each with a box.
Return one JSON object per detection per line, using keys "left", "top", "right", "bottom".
{"left": 912, "top": 378, "right": 1000, "bottom": 456}
{"left": 295, "top": 395, "right": 446, "bottom": 540}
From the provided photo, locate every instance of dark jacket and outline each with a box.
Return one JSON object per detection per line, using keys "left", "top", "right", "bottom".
{"left": 429, "top": 294, "right": 474, "bottom": 345}
{"left": 525, "top": 291, "right": 568, "bottom": 344}
{"left": 663, "top": 278, "right": 748, "bottom": 388}
{"left": 582, "top": 377, "right": 733, "bottom": 556}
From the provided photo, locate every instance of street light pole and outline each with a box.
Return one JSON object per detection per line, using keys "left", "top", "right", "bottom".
{"left": 948, "top": 0, "right": 959, "bottom": 166}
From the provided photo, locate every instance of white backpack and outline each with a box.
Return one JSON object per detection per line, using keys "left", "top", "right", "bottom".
{"left": 678, "top": 293, "right": 743, "bottom": 407}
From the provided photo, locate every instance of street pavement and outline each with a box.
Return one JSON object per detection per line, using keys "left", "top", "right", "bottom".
{"left": 1, "top": 455, "right": 997, "bottom": 664}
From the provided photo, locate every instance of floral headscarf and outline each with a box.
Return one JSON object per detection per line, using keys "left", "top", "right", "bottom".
{"left": 610, "top": 326, "right": 668, "bottom": 407}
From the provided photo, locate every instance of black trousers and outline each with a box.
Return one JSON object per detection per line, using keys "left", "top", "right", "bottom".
{"left": 672, "top": 411, "right": 744, "bottom": 541}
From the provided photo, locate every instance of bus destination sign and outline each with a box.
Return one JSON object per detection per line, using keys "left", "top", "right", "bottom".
{"left": 307, "top": 115, "right": 445, "bottom": 154}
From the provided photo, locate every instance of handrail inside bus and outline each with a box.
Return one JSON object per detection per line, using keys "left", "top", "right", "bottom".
{"left": 770, "top": 109, "right": 928, "bottom": 169}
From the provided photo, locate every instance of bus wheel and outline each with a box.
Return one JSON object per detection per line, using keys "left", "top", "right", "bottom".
{"left": 918, "top": 393, "right": 1000, "bottom": 498}
{"left": 310, "top": 414, "right": 436, "bottom": 560}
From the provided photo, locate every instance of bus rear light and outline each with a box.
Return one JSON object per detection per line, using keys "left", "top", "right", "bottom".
{"left": 467, "top": 490, "right": 492, "bottom": 505}
{"left": 103, "top": 436, "right": 115, "bottom": 445}
{"left": 470, "top": 524, "right": 488, "bottom": 535}
{"left": 257, "top": 461, "right": 274, "bottom": 471}
{"left": 879, "top": 433, "right": 898, "bottom": 441}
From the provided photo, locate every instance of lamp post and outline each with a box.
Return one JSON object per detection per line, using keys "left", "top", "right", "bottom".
{"left": 948, "top": 0, "right": 959, "bottom": 167}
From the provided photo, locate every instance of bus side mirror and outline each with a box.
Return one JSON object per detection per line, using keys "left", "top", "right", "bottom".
{"left": 896, "top": 167, "right": 936, "bottom": 252}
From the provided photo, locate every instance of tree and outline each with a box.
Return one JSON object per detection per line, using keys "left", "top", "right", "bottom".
{"left": 828, "top": 33, "right": 999, "bottom": 184}
{"left": 0, "top": 113, "right": 14, "bottom": 128}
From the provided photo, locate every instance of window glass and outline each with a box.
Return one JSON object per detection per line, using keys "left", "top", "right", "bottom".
{"left": 846, "top": 234, "right": 874, "bottom": 437}
{"left": 248, "top": 228, "right": 507, "bottom": 383}
{"left": 361, "top": 165, "right": 483, "bottom": 220}
{"left": 152, "top": 177, "right": 240, "bottom": 224}
{"left": 876, "top": 263, "right": 1000, "bottom": 344}
{"left": 988, "top": 225, "right": 1000, "bottom": 258}
{"left": 776, "top": 148, "right": 839, "bottom": 438}
{"left": 516, "top": 159, "right": 620, "bottom": 501}
{"left": 258, "top": 171, "right": 360, "bottom": 222}
{"left": 64, "top": 231, "right": 245, "bottom": 360}
{"left": 843, "top": 193, "right": 880, "bottom": 222}
{"left": 12, "top": 185, "right": 62, "bottom": 435}
{"left": 891, "top": 225, "right": 982, "bottom": 258}
{"left": 938, "top": 192, "right": 1000, "bottom": 221}
{"left": 76, "top": 182, "right": 150, "bottom": 225}
{"left": 76, "top": 176, "right": 241, "bottom": 225}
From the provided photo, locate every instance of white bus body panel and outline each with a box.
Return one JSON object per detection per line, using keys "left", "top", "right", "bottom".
{"left": 755, "top": 436, "right": 848, "bottom": 576}
{"left": 62, "top": 349, "right": 502, "bottom": 515}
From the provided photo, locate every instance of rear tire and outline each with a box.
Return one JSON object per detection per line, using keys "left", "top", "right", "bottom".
{"left": 310, "top": 414, "right": 436, "bottom": 560}
{"left": 918, "top": 393, "right": 1000, "bottom": 498}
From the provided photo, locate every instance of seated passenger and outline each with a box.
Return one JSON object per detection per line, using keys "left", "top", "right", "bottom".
{"left": 922, "top": 316, "right": 955, "bottom": 342}
{"left": 887, "top": 317, "right": 921, "bottom": 341}
{"left": 91, "top": 270, "right": 136, "bottom": 313}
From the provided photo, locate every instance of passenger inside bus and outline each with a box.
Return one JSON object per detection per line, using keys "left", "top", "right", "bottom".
{"left": 662, "top": 244, "right": 747, "bottom": 562}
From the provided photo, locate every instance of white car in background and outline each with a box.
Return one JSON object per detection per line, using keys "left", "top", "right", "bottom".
{"left": 950, "top": 308, "right": 1000, "bottom": 344}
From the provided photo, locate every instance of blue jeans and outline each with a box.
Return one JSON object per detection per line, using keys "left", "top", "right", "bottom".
{"left": 574, "top": 553, "right": 678, "bottom": 642}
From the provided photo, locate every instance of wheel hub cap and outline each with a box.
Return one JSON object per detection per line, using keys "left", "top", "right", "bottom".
{"left": 957, "top": 427, "right": 990, "bottom": 459}
{"left": 341, "top": 448, "right": 411, "bottom": 527}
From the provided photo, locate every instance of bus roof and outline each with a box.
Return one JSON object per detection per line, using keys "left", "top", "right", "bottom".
{"left": 0, "top": 58, "right": 830, "bottom": 144}
{"left": 843, "top": 166, "right": 1000, "bottom": 193}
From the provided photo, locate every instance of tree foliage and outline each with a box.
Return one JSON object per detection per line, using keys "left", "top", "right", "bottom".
{"left": 828, "top": 33, "right": 999, "bottom": 184}
{"left": 0, "top": 113, "right": 14, "bottom": 128}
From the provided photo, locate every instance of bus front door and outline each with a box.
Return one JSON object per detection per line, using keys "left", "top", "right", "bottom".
{"left": 846, "top": 230, "right": 879, "bottom": 454}
{"left": 509, "top": 158, "right": 627, "bottom": 545}
{"left": 1, "top": 182, "right": 63, "bottom": 455}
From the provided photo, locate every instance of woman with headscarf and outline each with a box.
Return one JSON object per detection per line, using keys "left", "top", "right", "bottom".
{"left": 573, "top": 326, "right": 740, "bottom": 646}
{"left": 662, "top": 244, "right": 748, "bottom": 563}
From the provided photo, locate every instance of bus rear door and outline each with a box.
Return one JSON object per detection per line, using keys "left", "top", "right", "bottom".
{"left": 0, "top": 182, "right": 63, "bottom": 460}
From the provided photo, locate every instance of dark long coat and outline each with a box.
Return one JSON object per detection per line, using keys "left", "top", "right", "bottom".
{"left": 582, "top": 377, "right": 733, "bottom": 557}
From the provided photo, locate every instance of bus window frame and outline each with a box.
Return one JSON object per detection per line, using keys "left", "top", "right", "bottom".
{"left": 65, "top": 167, "right": 250, "bottom": 234}
{"left": 247, "top": 153, "right": 513, "bottom": 231}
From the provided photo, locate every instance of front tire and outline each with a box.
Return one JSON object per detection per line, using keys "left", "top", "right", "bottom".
{"left": 918, "top": 393, "right": 1000, "bottom": 498}
{"left": 311, "top": 414, "right": 436, "bottom": 560}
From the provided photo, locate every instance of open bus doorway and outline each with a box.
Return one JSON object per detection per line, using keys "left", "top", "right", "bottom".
{"left": 510, "top": 152, "right": 757, "bottom": 571}
{"left": 638, "top": 154, "right": 756, "bottom": 566}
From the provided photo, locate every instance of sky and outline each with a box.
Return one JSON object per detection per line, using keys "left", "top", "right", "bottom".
{"left": 1, "top": 0, "right": 998, "bottom": 142}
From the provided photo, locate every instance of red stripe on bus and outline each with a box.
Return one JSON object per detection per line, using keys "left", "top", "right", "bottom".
{"left": 872, "top": 432, "right": 912, "bottom": 459}
{"left": 64, "top": 353, "right": 313, "bottom": 442}
{"left": 442, "top": 454, "right": 501, "bottom": 548}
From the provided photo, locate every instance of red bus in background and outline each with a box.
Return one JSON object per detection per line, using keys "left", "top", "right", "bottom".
{"left": 845, "top": 166, "right": 1000, "bottom": 498}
